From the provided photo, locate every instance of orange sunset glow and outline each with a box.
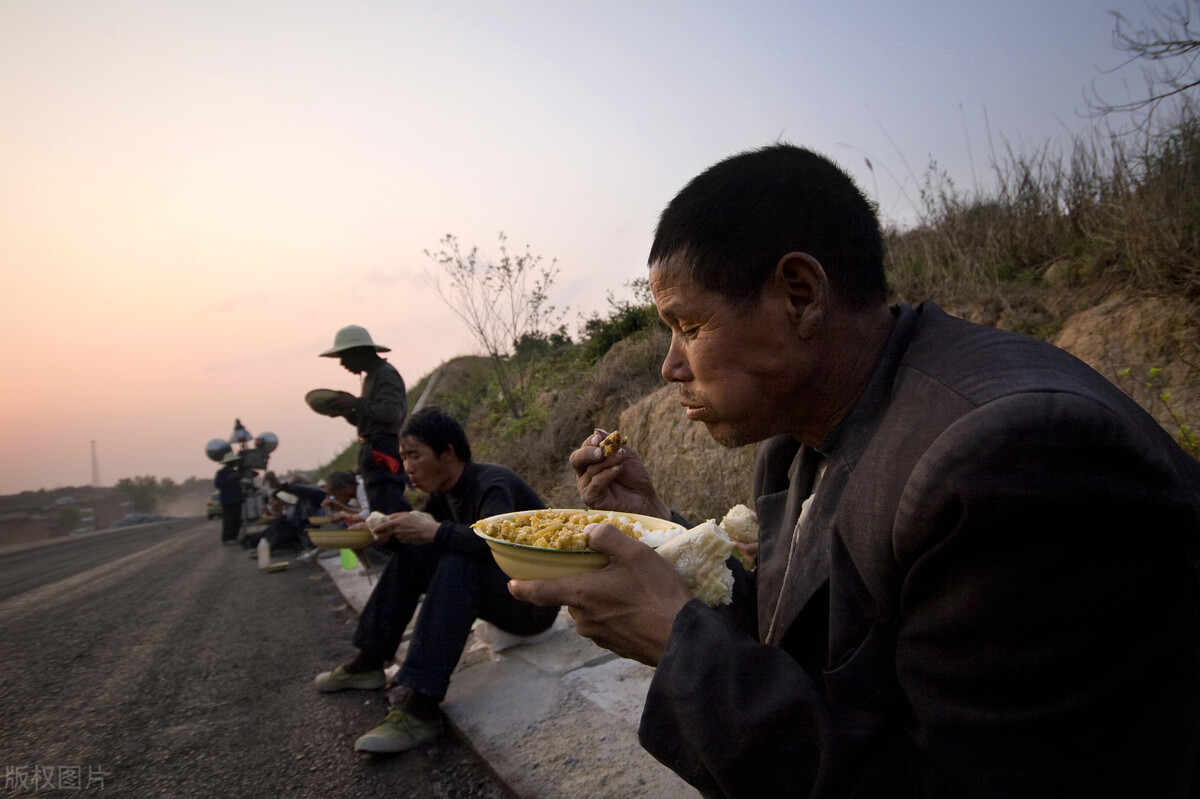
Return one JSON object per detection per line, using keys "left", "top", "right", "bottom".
{"left": 0, "top": 0, "right": 1150, "bottom": 494}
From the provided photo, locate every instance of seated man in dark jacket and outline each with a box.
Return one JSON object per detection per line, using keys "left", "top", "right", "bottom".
{"left": 510, "top": 144, "right": 1200, "bottom": 798}
{"left": 314, "top": 407, "right": 560, "bottom": 754}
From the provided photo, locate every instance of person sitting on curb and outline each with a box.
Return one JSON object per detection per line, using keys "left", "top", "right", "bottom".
{"left": 246, "top": 480, "right": 325, "bottom": 555}
{"left": 321, "top": 470, "right": 370, "bottom": 527}
{"left": 314, "top": 469, "right": 397, "bottom": 563}
{"left": 508, "top": 143, "right": 1200, "bottom": 798}
{"left": 314, "top": 406, "right": 560, "bottom": 755}
{"left": 318, "top": 469, "right": 397, "bottom": 565}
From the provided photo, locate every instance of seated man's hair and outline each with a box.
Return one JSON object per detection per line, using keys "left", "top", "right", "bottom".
{"left": 402, "top": 407, "right": 472, "bottom": 463}
{"left": 325, "top": 470, "right": 357, "bottom": 491}
{"left": 649, "top": 143, "right": 887, "bottom": 313}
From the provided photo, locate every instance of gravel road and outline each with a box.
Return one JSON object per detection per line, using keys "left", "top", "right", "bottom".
{"left": 0, "top": 519, "right": 511, "bottom": 798}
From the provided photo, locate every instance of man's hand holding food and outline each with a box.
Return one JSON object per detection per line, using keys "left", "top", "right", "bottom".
{"left": 509, "top": 430, "right": 696, "bottom": 666}
{"left": 367, "top": 510, "right": 440, "bottom": 545}
{"left": 570, "top": 429, "right": 673, "bottom": 520}
{"left": 508, "top": 522, "right": 693, "bottom": 666}
{"left": 320, "top": 495, "right": 364, "bottom": 528}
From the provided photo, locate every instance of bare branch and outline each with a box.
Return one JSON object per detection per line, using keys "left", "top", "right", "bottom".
{"left": 1089, "top": 1, "right": 1200, "bottom": 119}
{"left": 423, "top": 233, "right": 566, "bottom": 418}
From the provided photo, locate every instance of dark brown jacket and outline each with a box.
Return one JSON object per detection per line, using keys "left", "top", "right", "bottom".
{"left": 641, "top": 301, "right": 1200, "bottom": 798}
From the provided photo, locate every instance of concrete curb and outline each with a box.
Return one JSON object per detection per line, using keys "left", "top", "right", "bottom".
{"left": 314, "top": 554, "right": 699, "bottom": 798}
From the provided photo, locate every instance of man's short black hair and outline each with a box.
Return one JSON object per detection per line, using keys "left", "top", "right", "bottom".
{"left": 325, "top": 470, "right": 356, "bottom": 491}
{"left": 401, "top": 407, "right": 471, "bottom": 463}
{"left": 648, "top": 143, "right": 887, "bottom": 313}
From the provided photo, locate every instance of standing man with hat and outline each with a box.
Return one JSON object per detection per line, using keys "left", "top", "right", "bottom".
{"left": 319, "top": 325, "right": 411, "bottom": 514}
{"left": 213, "top": 452, "right": 245, "bottom": 544}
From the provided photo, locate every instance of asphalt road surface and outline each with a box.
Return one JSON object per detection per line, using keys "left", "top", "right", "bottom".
{"left": 0, "top": 519, "right": 511, "bottom": 798}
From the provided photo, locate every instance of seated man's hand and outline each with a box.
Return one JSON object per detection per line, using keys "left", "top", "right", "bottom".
{"left": 507, "top": 523, "right": 693, "bottom": 666}
{"left": 330, "top": 510, "right": 359, "bottom": 526}
{"left": 570, "top": 430, "right": 671, "bottom": 519}
{"left": 371, "top": 511, "right": 439, "bottom": 545}
{"left": 734, "top": 541, "right": 759, "bottom": 567}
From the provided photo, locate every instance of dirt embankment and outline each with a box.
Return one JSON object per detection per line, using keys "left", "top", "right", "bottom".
{"left": 435, "top": 289, "right": 1198, "bottom": 521}
{"left": 1051, "top": 293, "right": 1199, "bottom": 439}
{"left": 577, "top": 293, "right": 1197, "bottom": 518}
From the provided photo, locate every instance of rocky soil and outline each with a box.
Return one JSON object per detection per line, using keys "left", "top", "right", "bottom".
{"left": 530, "top": 289, "right": 1199, "bottom": 522}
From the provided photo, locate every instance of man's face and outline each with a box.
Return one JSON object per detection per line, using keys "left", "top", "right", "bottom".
{"left": 337, "top": 348, "right": 372, "bottom": 374}
{"left": 330, "top": 484, "right": 356, "bottom": 504}
{"left": 650, "top": 257, "right": 813, "bottom": 447}
{"left": 400, "top": 435, "right": 455, "bottom": 494}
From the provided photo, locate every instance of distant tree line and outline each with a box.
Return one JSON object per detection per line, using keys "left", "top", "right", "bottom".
{"left": 113, "top": 476, "right": 180, "bottom": 513}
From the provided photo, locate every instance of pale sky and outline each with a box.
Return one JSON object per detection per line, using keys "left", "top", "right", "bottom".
{"left": 0, "top": 0, "right": 1161, "bottom": 495}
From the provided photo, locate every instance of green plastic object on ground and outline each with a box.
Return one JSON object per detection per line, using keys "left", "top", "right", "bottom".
{"left": 340, "top": 549, "right": 358, "bottom": 569}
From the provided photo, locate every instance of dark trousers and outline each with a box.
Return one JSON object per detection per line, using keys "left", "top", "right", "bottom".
{"left": 353, "top": 542, "right": 559, "bottom": 702}
{"left": 220, "top": 503, "right": 242, "bottom": 541}
{"left": 258, "top": 517, "right": 312, "bottom": 551}
{"left": 357, "top": 436, "right": 411, "bottom": 514}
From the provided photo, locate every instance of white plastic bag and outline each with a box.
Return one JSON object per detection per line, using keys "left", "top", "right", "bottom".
{"left": 469, "top": 616, "right": 565, "bottom": 661}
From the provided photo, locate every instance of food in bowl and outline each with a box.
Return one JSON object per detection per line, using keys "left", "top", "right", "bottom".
{"left": 472, "top": 509, "right": 737, "bottom": 605}
{"left": 472, "top": 509, "right": 684, "bottom": 581}
{"left": 474, "top": 508, "right": 682, "bottom": 551}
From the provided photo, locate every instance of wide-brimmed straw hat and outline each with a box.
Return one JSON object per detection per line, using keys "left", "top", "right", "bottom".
{"left": 319, "top": 325, "right": 391, "bottom": 357}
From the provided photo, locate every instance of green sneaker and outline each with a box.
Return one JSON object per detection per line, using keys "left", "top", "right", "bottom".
{"left": 313, "top": 665, "right": 386, "bottom": 693}
{"left": 353, "top": 710, "right": 441, "bottom": 754}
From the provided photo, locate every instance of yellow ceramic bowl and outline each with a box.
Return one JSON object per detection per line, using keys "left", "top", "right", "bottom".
{"left": 472, "top": 509, "right": 682, "bottom": 580}
{"left": 308, "top": 528, "right": 373, "bottom": 550}
{"left": 308, "top": 515, "right": 334, "bottom": 527}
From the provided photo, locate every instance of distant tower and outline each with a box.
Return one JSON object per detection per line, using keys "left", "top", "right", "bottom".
{"left": 91, "top": 440, "right": 101, "bottom": 487}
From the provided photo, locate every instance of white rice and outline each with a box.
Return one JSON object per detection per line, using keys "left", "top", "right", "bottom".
{"left": 578, "top": 511, "right": 685, "bottom": 548}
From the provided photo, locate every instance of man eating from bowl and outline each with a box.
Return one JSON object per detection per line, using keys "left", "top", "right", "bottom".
{"left": 509, "top": 144, "right": 1200, "bottom": 798}
{"left": 313, "top": 406, "right": 559, "bottom": 754}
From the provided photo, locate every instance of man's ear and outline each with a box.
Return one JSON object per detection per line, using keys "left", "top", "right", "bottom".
{"left": 775, "top": 252, "right": 828, "bottom": 338}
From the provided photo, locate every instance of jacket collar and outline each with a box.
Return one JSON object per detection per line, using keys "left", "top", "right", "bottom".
{"left": 756, "top": 302, "right": 922, "bottom": 644}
